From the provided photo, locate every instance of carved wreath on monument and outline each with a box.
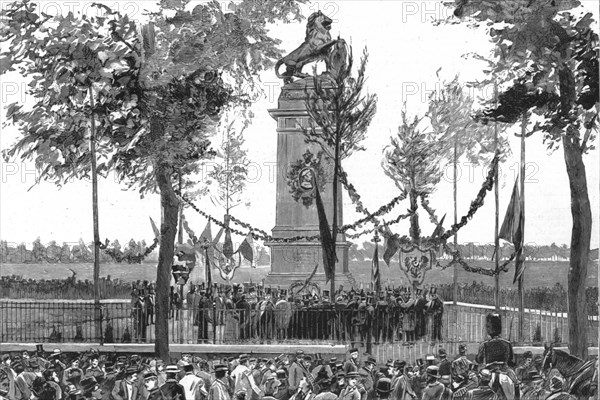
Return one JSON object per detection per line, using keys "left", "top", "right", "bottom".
{"left": 286, "top": 150, "right": 327, "bottom": 207}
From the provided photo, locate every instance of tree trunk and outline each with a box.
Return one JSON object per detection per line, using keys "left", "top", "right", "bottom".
{"left": 89, "top": 86, "right": 102, "bottom": 343}
{"left": 331, "top": 137, "right": 340, "bottom": 297}
{"left": 152, "top": 115, "right": 180, "bottom": 362}
{"left": 563, "top": 135, "right": 591, "bottom": 359}
{"left": 409, "top": 189, "right": 420, "bottom": 242}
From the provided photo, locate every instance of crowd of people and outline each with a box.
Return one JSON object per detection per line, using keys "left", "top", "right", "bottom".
{"left": 127, "top": 283, "right": 445, "bottom": 345}
{"left": 0, "top": 330, "right": 584, "bottom": 400}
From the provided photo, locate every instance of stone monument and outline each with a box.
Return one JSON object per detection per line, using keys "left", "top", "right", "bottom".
{"left": 264, "top": 11, "right": 355, "bottom": 291}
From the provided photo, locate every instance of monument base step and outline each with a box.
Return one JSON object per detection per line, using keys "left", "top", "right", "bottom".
{"left": 263, "top": 271, "right": 357, "bottom": 293}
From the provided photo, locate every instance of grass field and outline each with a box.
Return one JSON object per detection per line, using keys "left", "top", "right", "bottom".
{"left": 1, "top": 259, "right": 597, "bottom": 289}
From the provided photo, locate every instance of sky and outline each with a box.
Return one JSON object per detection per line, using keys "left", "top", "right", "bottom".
{"left": 0, "top": 0, "right": 599, "bottom": 251}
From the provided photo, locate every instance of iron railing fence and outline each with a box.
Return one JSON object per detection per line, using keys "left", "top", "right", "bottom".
{"left": 1, "top": 300, "right": 597, "bottom": 348}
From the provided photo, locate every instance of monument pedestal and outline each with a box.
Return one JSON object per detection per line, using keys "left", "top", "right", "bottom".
{"left": 264, "top": 77, "right": 355, "bottom": 292}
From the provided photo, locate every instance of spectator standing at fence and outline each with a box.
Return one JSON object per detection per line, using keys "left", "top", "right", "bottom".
{"left": 413, "top": 290, "right": 427, "bottom": 340}
{"left": 426, "top": 288, "right": 443, "bottom": 343}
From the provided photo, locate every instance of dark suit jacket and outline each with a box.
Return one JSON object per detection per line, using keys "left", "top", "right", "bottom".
{"left": 112, "top": 380, "right": 139, "bottom": 400}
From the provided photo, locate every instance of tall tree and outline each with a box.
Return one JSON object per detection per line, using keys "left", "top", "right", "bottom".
{"left": 452, "top": 0, "right": 599, "bottom": 357}
{"left": 304, "top": 48, "right": 378, "bottom": 295}
{"left": 2, "top": 0, "right": 306, "bottom": 359}
{"left": 382, "top": 107, "right": 444, "bottom": 242}
{"left": 428, "top": 74, "right": 509, "bottom": 305}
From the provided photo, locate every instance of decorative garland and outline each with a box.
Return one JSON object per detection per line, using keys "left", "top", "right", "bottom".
{"left": 98, "top": 238, "right": 158, "bottom": 264}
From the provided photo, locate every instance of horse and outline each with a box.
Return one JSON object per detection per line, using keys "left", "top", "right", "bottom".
{"left": 541, "top": 344, "right": 598, "bottom": 398}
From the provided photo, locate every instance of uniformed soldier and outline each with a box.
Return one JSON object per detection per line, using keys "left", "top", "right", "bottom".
{"left": 158, "top": 366, "right": 185, "bottom": 400}
{"left": 208, "top": 365, "right": 230, "bottom": 400}
{"left": 475, "top": 313, "right": 518, "bottom": 399}
{"left": 143, "top": 371, "right": 161, "bottom": 400}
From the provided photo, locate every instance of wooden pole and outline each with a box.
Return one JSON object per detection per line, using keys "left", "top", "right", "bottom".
{"left": 453, "top": 134, "right": 458, "bottom": 305}
{"left": 518, "top": 114, "right": 527, "bottom": 342}
{"left": 89, "top": 85, "right": 102, "bottom": 343}
{"left": 494, "top": 81, "right": 500, "bottom": 311}
{"left": 178, "top": 173, "right": 184, "bottom": 245}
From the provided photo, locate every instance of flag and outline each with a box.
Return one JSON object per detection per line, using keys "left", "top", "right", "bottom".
{"left": 223, "top": 228, "right": 234, "bottom": 259}
{"left": 380, "top": 223, "right": 400, "bottom": 267}
{"left": 198, "top": 221, "right": 214, "bottom": 260}
{"left": 315, "top": 182, "right": 337, "bottom": 282}
{"left": 237, "top": 234, "right": 254, "bottom": 265}
{"left": 499, "top": 178, "right": 525, "bottom": 283}
{"left": 371, "top": 243, "right": 381, "bottom": 293}
{"left": 149, "top": 217, "right": 160, "bottom": 241}
{"left": 213, "top": 226, "right": 225, "bottom": 244}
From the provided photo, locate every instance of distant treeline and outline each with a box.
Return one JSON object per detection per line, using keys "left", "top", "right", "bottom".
{"left": 349, "top": 241, "right": 600, "bottom": 262}
{"left": 0, "top": 238, "right": 272, "bottom": 265}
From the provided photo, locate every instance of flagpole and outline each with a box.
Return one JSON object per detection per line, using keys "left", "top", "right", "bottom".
{"left": 518, "top": 113, "right": 527, "bottom": 342}
{"left": 494, "top": 81, "right": 500, "bottom": 311}
{"left": 453, "top": 132, "right": 458, "bottom": 306}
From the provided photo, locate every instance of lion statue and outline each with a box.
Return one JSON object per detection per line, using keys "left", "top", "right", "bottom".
{"left": 275, "top": 11, "right": 339, "bottom": 84}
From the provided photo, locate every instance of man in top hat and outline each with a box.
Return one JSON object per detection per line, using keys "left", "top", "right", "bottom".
{"left": 420, "top": 366, "right": 450, "bottom": 400}
{"left": 465, "top": 369, "right": 495, "bottom": 400}
{"left": 437, "top": 349, "right": 451, "bottom": 378}
{"left": 413, "top": 289, "right": 427, "bottom": 340}
{"left": 208, "top": 365, "right": 230, "bottom": 400}
{"left": 343, "top": 349, "right": 359, "bottom": 375}
{"left": 426, "top": 288, "right": 443, "bottom": 343}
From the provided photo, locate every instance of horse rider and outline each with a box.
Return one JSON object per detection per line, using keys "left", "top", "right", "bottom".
{"left": 475, "top": 313, "right": 519, "bottom": 400}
